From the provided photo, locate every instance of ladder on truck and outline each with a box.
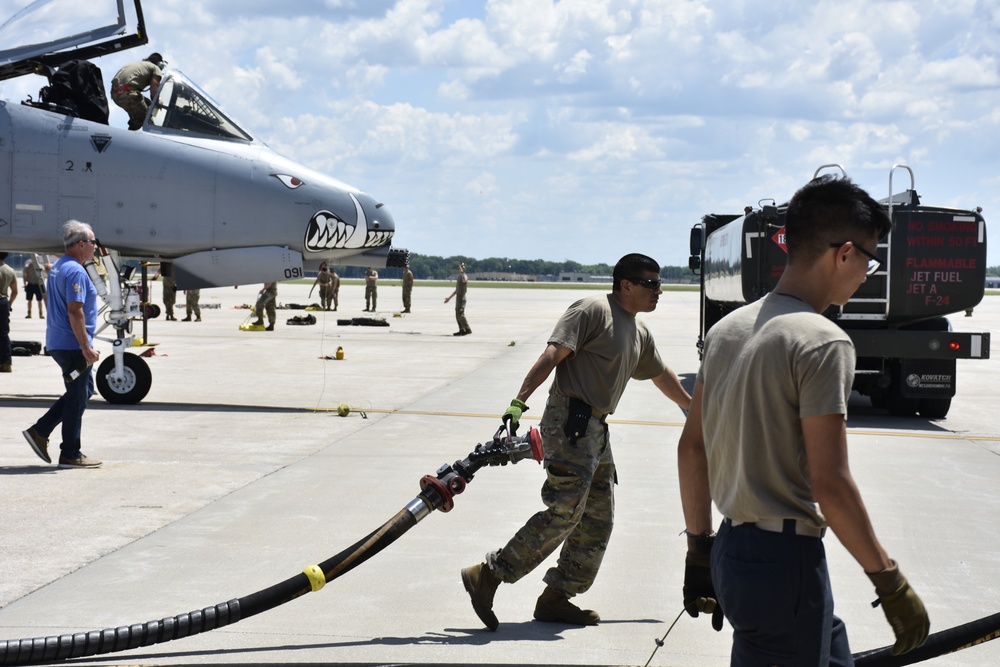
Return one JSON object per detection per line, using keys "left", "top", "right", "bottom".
{"left": 834, "top": 164, "right": 913, "bottom": 321}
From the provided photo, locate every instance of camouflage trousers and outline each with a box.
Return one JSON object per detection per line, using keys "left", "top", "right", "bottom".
{"left": 319, "top": 283, "right": 333, "bottom": 310}
{"left": 255, "top": 291, "right": 276, "bottom": 324}
{"left": 161, "top": 277, "right": 176, "bottom": 317}
{"left": 486, "top": 400, "right": 615, "bottom": 597}
{"left": 185, "top": 289, "right": 201, "bottom": 318}
{"left": 454, "top": 295, "right": 470, "bottom": 332}
{"left": 111, "top": 90, "right": 149, "bottom": 130}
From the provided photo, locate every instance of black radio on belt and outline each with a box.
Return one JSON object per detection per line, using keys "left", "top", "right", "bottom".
{"left": 563, "top": 397, "right": 593, "bottom": 443}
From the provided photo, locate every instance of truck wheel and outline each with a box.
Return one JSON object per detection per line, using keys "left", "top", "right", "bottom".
{"left": 885, "top": 392, "right": 919, "bottom": 417}
{"left": 96, "top": 353, "right": 152, "bottom": 404}
{"left": 918, "top": 398, "right": 951, "bottom": 420}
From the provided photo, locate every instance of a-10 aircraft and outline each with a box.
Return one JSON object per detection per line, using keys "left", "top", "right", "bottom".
{"left": 0, "top": 0, "right": 407, "bottom": 403}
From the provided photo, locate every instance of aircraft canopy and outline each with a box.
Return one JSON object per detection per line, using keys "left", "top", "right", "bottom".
{"left": 148, "top": 72, "right": 253, "bottom": 142}
{"left": 0, "top": 0, "right": 147, "bottom": 81}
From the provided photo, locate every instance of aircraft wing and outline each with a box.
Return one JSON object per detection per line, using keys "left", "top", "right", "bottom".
{"left": 0, "top": 0, "right": 147, "bottom": 81}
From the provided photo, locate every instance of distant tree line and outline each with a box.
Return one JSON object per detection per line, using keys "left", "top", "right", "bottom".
{"left": 338, "top": 257, "right": 1000, "bottom": 285}
{"left": 336, "top": 254, "right": 700, "bottom": 283}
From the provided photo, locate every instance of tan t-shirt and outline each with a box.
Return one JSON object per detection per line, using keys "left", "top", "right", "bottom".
{"left": 0, "top": 263, "right": 15, "bottom": 298}
{"left": 113, "top": 61, "right": 161, "bottom": 91}
{"left": 698, "top": 292, "right": 855, "bottom": 531}
{"left": 548, "top": 294, "right": 665, "bottom": 416}
{"left": 23, "top": 259, "right": 44, "bottom": 285}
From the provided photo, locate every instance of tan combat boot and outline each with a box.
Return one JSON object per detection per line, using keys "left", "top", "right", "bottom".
{"left": 461, "top": 562, "right": 501, "bottom": 631}
{"left": 533, "top": 586, "right": 600, "bottom": 625}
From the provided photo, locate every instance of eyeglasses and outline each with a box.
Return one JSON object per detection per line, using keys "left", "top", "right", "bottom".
{"left": 830, "top": 241, "right": 882, "bottom": 276}
{"left": 628, "top": 277, "right": 663, "bottom": 290}
{"left": 79, "top": 238, "right": 99, "bottom": 246}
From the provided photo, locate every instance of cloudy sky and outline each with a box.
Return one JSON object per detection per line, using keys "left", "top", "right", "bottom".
{"left": 2, "top": 0, "right": 998, "bottom": 268}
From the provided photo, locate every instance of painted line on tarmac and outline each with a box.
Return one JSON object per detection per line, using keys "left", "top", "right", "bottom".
{"left": 10, "top": 395, "right": 993, "bottom": 442}
{"left": 315, "top": 407, "right": 1000, "bottom": 441}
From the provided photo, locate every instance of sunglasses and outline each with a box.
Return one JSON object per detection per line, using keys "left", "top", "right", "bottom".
{"left": 628, "top": 277, "right": 662, "bottom": 290}
{"left": 80, "top": 238, "right": 100, "bottom": 246}
{"left": 830, "top": 241, "right": 882, "bottom": 276}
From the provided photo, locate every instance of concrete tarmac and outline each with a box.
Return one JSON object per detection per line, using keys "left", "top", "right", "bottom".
{"left": 1, "top": 281, "right": 998, "bottom": 666}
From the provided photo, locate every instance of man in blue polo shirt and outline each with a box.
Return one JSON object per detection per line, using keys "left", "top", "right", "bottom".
{"left": 23, "top": 220, "right": 103, "bottom": 468}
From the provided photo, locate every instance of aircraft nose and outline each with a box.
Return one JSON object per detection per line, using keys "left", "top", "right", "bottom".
{"left": 354, "top": 192, "right": 395, "bottom": 238}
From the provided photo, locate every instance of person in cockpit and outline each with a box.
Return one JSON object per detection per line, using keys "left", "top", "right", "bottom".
{"left": 110, "top": 52, "right": 165, "bottom": 130}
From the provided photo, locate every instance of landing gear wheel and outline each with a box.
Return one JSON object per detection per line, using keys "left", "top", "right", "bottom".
{"left": 918, "top": 397, "right": 951, "bottom": 420}
{"left": 96, "top": 353, "right": 152, "bottom": 404}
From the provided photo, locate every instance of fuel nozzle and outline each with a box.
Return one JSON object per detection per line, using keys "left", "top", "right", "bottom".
{"left": 471, "top": 425, "right": 543, "bottom": 468}
{"left": 414, "top": 427, "right": 543, "bottom": 515}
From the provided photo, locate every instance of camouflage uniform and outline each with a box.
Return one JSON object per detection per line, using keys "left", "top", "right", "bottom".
{"left": 454, "top": 271, "right": 470, "bottom": 334}
{"left": 483, "top": 294, "right": 665, "bottom": 597}
{"left": 183, "top": 289, "right": 201, "bottom": 321}
{"left": 364, "top": 268, "right": 378, "bottom": 311}
{"left": 109, "top": 60, "right": 161, "bottom": 130}
{"left": 486, "top": 400, "right": 614, "bottom": 595}
{"left": 331, "top": 271, "right": 340, "bottom": 311}
{"left": 401, "top": 266, "right": 414, "bottom": 312}
{"left": 254, "top": 283, "right": 278, "bottom": 327}
{"left": 159, "top": 261, "right": 176, "bottom": 320}
{"left": 316, "top": 269, "right": 334, "bottom": 310}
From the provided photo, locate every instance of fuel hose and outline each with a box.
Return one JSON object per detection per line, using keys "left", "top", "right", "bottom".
{"left": 853, "top": 611, "right": 1000, "bottom": 666}
{"left": 0, "top": 427, "right": 543, "bottom": 666}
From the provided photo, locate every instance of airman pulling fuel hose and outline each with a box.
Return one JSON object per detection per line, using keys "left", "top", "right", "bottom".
{"left": 3, "top": 425, "right": 997, "bottom": 666}
{"left": 0, "top": 427, "right": 543, "bottom": 666}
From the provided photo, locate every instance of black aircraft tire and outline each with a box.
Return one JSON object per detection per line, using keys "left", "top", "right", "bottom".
{"left": 96, "top": 353, "right": 152, "bottom": 404}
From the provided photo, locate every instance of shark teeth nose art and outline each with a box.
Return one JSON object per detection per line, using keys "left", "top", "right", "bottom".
{"left": 303, "top": 192, "right": 393, "bottom": 253}
{"left": 306, "top": 210, "right": 353, "bottom": 250}
{"left": 364, "top": 230, "right": 393, "bottom": 247}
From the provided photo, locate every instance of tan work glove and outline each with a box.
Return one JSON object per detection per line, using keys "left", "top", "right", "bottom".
{"left": 867, "top": 560, "right": 930, "bottom": 656}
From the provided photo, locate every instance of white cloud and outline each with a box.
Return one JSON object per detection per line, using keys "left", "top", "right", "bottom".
{"left": 465, "top": 171, "right": 498, "bottom": 196}
{"left": 556, "top": 49, "right": 592, "bottom": 83}
{"left": 1, "top": 0, "right": 998, "bottom": 267}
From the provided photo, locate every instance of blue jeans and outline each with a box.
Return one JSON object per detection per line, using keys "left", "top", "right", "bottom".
{"left": 33, "top": 349, "right": 94, "bottom": 458}
{"left": 713, "top": 520, "right": 853, "bottom": 666}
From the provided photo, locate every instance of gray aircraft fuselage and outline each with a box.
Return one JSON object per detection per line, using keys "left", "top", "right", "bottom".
{"left": 0, "top": 71, "right": 402, "bottom": 289}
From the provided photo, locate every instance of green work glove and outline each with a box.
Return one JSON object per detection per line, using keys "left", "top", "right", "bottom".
{"left": 867, "top": 561, "right": 930, "bottom": 656}
{"left": 683, "top": 533, "right": 724, "bottom": 631}
{"left": 502, "top": 399, "right": 528, "bottom": 431}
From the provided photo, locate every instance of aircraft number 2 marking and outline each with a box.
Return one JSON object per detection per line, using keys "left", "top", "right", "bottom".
{"left": 65, "top": 160, "right": 74, "bottom": 171}
{"left": 284, "top": 267, "right": 303, "bottom": 279}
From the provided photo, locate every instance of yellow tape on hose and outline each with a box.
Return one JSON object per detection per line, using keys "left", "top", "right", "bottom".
{"left": 303, "top": 564, "right": 326, "bottom": 592}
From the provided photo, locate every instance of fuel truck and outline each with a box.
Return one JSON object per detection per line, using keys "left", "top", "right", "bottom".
{"left": 688, "top": 165, "right": 991, "bottom": 419}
